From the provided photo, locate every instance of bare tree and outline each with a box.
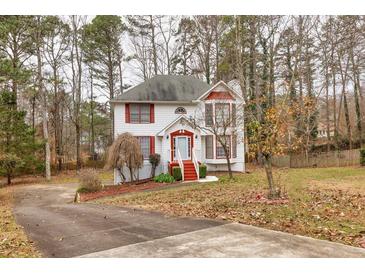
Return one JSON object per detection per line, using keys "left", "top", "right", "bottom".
{"left": 43, "top": 16, "right": 70, "bottom": 171}
{"left": 31, "top": 15, "right": 51, "bottom": 180}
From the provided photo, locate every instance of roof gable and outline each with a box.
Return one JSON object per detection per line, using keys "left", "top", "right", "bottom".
{"left": 197, "top": 81, "right": 243, "bottom": 101}
{"left": 205, "top": 91, "right": 235, "bottom": 100}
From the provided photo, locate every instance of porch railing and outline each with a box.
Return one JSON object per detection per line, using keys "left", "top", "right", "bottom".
{"left": 192, "top": 146, "right": 199, "bottom": 179}
{"left": 177, "top": 149, "right": 184, "bottom": 181}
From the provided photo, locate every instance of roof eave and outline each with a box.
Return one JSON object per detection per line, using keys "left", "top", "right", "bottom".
{"left": 110, "top": 100, "right": 197, "bottom": 104}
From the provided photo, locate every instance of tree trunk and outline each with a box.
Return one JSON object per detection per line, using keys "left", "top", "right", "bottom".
{"left": 150, "top": 15, "right": 158, "bottom": 76}
{"left": 225, "top": 152, "right": 233, "bottom": 179}
{"left": 90, "top": 72, "right": 96, "bottom": 160}
{"left": 343, "top": 87, "right": 352, "bottom": 149}
{"left": 263, "top": 155, "right": 278, "bottom": 199}
{"left": 7, "top": 172, "right": 11, "bottom": 185}
{"left": 325, "top": 65, "right": 331, "bottom": 153}
{"left": 36, "top": 18, "right": 51, "bottom": 181}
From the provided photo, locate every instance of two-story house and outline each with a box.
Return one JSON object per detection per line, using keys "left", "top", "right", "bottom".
{"left": 111, "top": 75, "right": 245, "bottom": 183}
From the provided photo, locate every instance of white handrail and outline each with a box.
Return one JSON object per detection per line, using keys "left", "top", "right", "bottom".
{"left": 177, "top": 149, "right": 184, "bottom": 181}
{"left": 192, "top": 147, "right": 199, "bottom": 179}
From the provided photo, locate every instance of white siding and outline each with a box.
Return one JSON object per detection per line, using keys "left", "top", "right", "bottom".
{"left": 112, "top": 83, "right": 246, "bottom": 183}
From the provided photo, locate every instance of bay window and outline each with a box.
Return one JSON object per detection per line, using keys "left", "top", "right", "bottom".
{"left": 205, "top": 103, "right": 213, "bottom": 126}
{"left": 215, "top": 103, "right": 230, "bottom": 126}
{"left": 216, "top": 135, "right": 231, "bottom": 159}
{"left": 205, "top": 135, "right": 214, "bottom": 159}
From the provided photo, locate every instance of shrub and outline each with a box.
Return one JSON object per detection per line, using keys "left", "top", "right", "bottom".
{"left": 149, "top": 153, "right": 161, "bottom": 177}
{"left": 154, "top": 173, "right": 175, "bottom": 183}
{"left": 361, "top": 149, "right": 365, "bottom": 166}
{"left": 172, "top": 166, "right": 182, "bottom": 181}
{"left": 77, "top": 169, "right": 103, "bottom": 193}
{"left": 199, "top": 164, "right": 207, "bottom": 178}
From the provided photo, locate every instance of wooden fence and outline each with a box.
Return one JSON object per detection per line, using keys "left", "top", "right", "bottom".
{"left": 271, "top": 149, "right": 360, "bottom": 168}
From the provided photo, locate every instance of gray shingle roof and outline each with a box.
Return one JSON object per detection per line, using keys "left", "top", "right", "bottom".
{"left": 114, "top": 75, "right": 212, "bottom": 102}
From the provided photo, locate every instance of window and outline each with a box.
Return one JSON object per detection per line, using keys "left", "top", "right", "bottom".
{"left": 215, "top": 103, "right": 230, "bottom": 126}
{"left": 175, "top": 107, "right": 187, "bottom": 114}
{"left": 205, "top": 104, "right": 213, "bottom": 126}
{"left": 232, "top": 135, "right": 237, "bottom": 158}
{"left": 136, "top": 136, "right": 150, "bottom": 159}
{"left": 206, "top": 135, "right": 213, "bottom": 159}
{"left": 129, "top": 104, "right": 152, "bottom": 123}
{"left": 216, "top": 135, "right": 231, "bottom": 159}
{"left": 232, "top": 104, "right": 236, "bottom": 127}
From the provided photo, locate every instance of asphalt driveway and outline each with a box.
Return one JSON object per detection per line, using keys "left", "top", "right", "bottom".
{"left": 13, "top": 183, "right": 223, "bottom": 257}
{"left": 13, "top": 183, "right": 365, "bottom": 258}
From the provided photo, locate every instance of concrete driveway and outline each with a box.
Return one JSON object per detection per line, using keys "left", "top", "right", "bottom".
{"left": 13, "top": 183, "right": 365, "bottom": 258}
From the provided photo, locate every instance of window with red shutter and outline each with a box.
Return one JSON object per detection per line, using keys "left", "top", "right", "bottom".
{"left": 129, "top": 103, "right": 151, "bottom": 123}
{"left": 125, "top": 104, "right": 130, "bottom": 123}
{"left": 150, "top": 104, "right": 155, "bottom": 123}
{"left": 150, "top": 136, "right": 155, "bottom": 154}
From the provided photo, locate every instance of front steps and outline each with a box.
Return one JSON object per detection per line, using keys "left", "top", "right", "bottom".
{"left": 183, "top": 160, "right": 198, "bottom": 181}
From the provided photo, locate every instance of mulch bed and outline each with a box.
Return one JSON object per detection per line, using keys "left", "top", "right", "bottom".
{"left": 78, "top": 181, "right": 181, "bottom": 202}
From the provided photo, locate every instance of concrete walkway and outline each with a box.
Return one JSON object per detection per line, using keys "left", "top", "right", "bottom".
{"left": 80, "top": 223, "right": 365, "bottom": 258}
{"left": 13, "top": 183, "right": 365, "bottom": 258}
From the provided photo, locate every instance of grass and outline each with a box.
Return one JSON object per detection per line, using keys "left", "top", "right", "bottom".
{"left": 0, "top": 186, "right": 40, "bottom": 258}
{"left": 97, "top": 166, "right": 365, "bottom": 248}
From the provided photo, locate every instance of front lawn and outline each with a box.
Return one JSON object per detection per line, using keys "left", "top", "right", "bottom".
{"left": 97, "top": 166, "right": 365, "bottom": 248}
{"left": 0, "top": 186, "right": 40, "bottom": 258}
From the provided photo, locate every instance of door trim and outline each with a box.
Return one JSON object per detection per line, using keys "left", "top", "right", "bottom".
{"left": 170, "top": 129, "right": 194, "bottom": 162}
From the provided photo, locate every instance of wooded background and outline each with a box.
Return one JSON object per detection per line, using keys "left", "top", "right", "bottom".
{"left": 1, "top": 15, "right": 365, "bottom": 180}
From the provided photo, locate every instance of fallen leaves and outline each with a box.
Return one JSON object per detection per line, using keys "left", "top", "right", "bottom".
{"left": 0, "top": 187, "right": 40, "bottom": 258}
{"left": 97, "top": 168, "right": 365, "bottom": 249}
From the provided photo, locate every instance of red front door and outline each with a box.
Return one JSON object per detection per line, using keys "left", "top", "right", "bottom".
{"left": 170, "top": 130, "right": 194, "bottom": 162}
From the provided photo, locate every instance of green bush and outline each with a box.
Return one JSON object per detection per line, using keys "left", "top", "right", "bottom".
{"left": 154, "top": 173, "right": 175, "bottom": 183}
{"left": 172, "top": 166, "right": 182, "bottom": 181}
{"left": 199, "top": 164, "right": 207, "bottom": 178}
{"left": 360, "top": 149, "right": 365, "bottom": 166}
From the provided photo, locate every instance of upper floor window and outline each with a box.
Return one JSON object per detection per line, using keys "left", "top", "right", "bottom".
{"left": 215, "top": 103, "right": 230, "bottom": 125}
{"left": 205, "top": 103, "right": 213, "bottom": 126}
{"left": 126, "top": 103, "right": 154, "bottom": 124}
{"left": 175, "top": 107, "right": 187, "bottom": 114}
{"left": 205, "top": 103, "right": 236, "bottom": 127}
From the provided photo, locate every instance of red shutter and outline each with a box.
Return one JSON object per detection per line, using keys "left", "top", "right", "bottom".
{"left": 125, "top": 104, "right": 130, "bottom": 123}
{"left": 150, "top": 104, "right": 154, "bottom": 123}
{"left": 150, "top": 136, "right": 155, "bottom": 155}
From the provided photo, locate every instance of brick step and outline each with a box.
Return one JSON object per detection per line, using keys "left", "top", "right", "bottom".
{"left": 185, "top": 177, "right": 198, "bottom": 181}
{"left": 185, "top": 173, "right": 197, "bottom": 176}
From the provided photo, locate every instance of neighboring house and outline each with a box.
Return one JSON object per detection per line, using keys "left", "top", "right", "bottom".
{"left": 317, "top": 122, "right": 335, "bottom": 139}
{"left": 111, "top": 75, "right": 245, "bottom": 183}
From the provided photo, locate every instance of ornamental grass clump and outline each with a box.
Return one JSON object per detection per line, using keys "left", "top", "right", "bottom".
{"left": 77, "top": 169, "right": 103, "bottom": 193}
